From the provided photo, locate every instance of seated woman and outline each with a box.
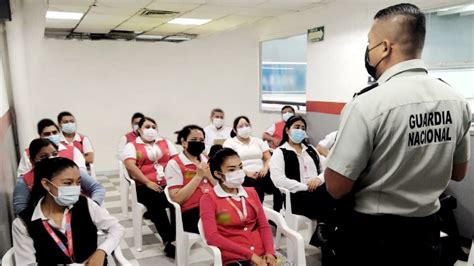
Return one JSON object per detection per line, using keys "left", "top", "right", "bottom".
{"left": 17, "top": 118, "right": 87, "bottom": 176}
{"left": 201, "top": 148, "right": 276, "bottom": 266}
{"left": 12, "top": 157, "right": 124, "bottom": 265}
{"left": 13, "top": 138, "right": 105, "bottom": 215}
{"left": 223, "top": 116, "right": 283, "bottom": 212}
{"left": 122, "top": 116, "right": 177, "bottom": 257}
{"left": 165, "top": 125, "right": 217, "bottom": 234}
{"left": 269, "top": 116, "right": 336, "bottom": 248}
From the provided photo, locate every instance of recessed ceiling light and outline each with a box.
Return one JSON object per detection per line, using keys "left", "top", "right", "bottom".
{"left": 167, "top": 18, "right": 211, "bottom": 26}
{"left": 46, "top": 11, "right": 83, "bottom": 20}
{"left": 136, "top": 34, "right": 163, "bottom": 40}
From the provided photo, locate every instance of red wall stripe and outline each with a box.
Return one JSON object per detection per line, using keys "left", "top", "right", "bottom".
{"left": 0, "top": 109, "right": 12, "bottom": 141}
{"left": 306, "top": 101, "right": 346, "bottom": 115}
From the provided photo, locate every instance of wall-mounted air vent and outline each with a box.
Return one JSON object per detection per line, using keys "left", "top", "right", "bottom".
{"left": 139, "top": 9, "right": 180, "bottom": 18}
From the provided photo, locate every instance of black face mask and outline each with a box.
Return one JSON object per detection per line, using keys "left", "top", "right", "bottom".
{"left": 365, "top": 42, "right": 385, "bottom": 80}
{"left": 187, "top": 141, "right": 205, "bottom": 156}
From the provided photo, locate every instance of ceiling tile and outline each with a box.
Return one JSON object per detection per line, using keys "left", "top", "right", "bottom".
{"left": 257, "top": 1, "right": 321, "bottom": 11}
{"left": 146, "top": 23, "right": 194, "bottom": 34}
{"left": 96, "top": 0, "right": 151, "bottom": 8}
{"left": 115, "top": 15, "right": 168, "bottom": 31}
{"left": 205, "top": 0, "right": 267, "bottom": 8}
{"left": 49, "top": 0, "right": 95, "bottom": 6}
{"left": 146, "top": 2, "right": 202, "bottom": 12}
{"left": 186, "top": 15, "right": 262, "bottom": 34}
{"left": 47, "top": 4, "right": 90, "bottom": 13}
{"left": 45, "top": 18, "right": 79, "bottom": 29}
{"left": 236, "top": 7, "right": 289, "bottom": 17}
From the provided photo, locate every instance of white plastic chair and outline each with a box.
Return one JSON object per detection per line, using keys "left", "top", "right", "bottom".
{"left": 88, "top": 163, "right": 97, "bottom": 179}
{"left": 197, "top": 220, "right": 223, "bottom": 266}
{"left": 264, "top": 206, "right": 306, "bottom": 265}
{"left": 1, "top": 247, "right": 14, "bottom": 266}
{"left": 2, "top": 246, "right": 130, "bottom": 266}
{"left": 120, "top": 162, "right": 148, "bottom": 251}
{"left": 118, "top": 160, "right": 129, "bottom": 218}
{"left": 278, "top": 187, "right": 317, "bottom": 243}
{"left": 468, "top": 239, "right": 474, "bottom": 266}
{"left": 164, "top": 186, "right": 205, "bottom": 266}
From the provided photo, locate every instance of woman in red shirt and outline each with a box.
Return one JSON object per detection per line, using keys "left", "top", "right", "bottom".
{"left": 200, "top": 148, "right": 276, "bottom": 266}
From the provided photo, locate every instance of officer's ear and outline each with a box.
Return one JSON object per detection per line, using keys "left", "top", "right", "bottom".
{"left": 381, "top": 40, "right": 392, "bottom": 55}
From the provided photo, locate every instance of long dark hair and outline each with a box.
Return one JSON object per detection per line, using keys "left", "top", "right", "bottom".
{"left": 279, "top": 115, "right": 308, "bottom": 147}
{"left": 230, "top": 116, "right": 250, "bottom": 138}
{"left": 29, "top": 157, "right": 78, "bottom": 208}
{"left": 28, "top": 138, "right": 58, "bottom": 162}
{"left": 176, "top": 125, "right": 205, "bottom": 145}
{"left": 209, "top": 148, "right": 239, "bottom": 183}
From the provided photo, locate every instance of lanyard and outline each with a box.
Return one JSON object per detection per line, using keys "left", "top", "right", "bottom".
{"left": 42, "top": 212, "right": 74, "bottom": 262}
{"left": 226, "top": 197, "right": 247, "bottom": 222}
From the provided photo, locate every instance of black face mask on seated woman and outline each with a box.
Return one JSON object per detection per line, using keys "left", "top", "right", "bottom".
{"left": 187, "top": 141, "right": 205, "bottom": 156}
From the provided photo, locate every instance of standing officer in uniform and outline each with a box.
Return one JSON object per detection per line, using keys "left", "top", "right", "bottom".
{"left": 324, "top": 3, "right": 472, "bottom": 266}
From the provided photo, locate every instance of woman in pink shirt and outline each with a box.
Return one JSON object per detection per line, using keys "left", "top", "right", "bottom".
{"left": 200, "top": 148, "right": 276, "bottom": 266}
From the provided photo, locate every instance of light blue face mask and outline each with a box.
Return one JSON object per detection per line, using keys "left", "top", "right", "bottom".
{"left": 46, "top": 180, "right": 81, "bottom": 207}
{"left": 47, "top": 134, "right": 62, "bottom": 145}
{"left": 289, "top": 128, "right": 307, "bottom": 144}
{"left": 282, "top": 112, "right": 294, "bottom": 122}
{"left": 61, "top": 123, "right": 77, "bottom": 134}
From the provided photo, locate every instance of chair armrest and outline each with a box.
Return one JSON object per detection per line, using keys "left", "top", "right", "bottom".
{"left": 112, "top": 246, "right": 131, "bottom": 266}
{"left": 263, "top": 206, "right": 305, "bottom": 265}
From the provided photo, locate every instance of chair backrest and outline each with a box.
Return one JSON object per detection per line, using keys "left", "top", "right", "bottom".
{"left": 468, "top": 239, "right": 474, "bottom": 266}
{"left": 1, "top": 247, "right": 15, "bottom": 266}
{"left": 120, "top": 162, "right": 139, "bottom": 206}
{"left": 164, "top": 186, "right": 185, "bottom": 235}
{"left": 89, "top": 163, "right": 97, "bottom": 179}
{"left": 197, "top": 219, "right": 208, "bottom": 243}
{"left": 277, "top": 186, "right": 293, "bottom": 213}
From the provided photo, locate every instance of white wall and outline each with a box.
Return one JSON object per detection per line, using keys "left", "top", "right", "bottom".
{"left": 28, "top": 29, "right": 280, "bottom": 172}
{"left": 254, "top": 0, "right": 469, "bottom": 103}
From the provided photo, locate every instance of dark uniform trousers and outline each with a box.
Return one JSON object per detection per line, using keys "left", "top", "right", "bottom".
{"left": 335, "top": 211, "right": 441, "bottom": 266}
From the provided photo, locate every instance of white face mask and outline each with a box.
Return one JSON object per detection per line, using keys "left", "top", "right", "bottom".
{"left": 223, "top": 169, "right": 246, "bottom": 188}
{"left": 142, "top": 128, "right": 158, "bottom": 142}
{"left": 212, "top": 118, "right": 224, "bottom": 129}
{"left": 61, "top": 122, "right": 77, "bottom": 134}
{"left": 237, "top": 126, "right": 252, "bottom": 139}
{"left": 282, "top": 112, "right": 294, "bottom": 122}
{"left": 132, "top": 124, "right": 139, "bottom": 132}
{"left": 46, "top": 180, "right": 81, "bottom": 207}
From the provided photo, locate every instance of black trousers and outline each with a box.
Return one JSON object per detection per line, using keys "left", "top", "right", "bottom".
{"left": 242, "top": 173, "right": 283, "bottom": 212}
{"left": 335, "top": 211, "right": 441, "bottom": 266}
{"left": 290, "top": 185, "right": 337, "bottom": 222}
{"left": 136, "top": 185, "right": 176, "bottom": 243}
{"left": 182, "top": 207, "right": 200, "bottom": 234}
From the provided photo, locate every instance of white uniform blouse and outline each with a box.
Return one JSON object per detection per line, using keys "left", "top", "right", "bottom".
{"left": 270, "top": 142, "right": 326, "bottom": 193}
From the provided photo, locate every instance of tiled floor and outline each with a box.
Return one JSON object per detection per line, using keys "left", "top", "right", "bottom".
{"left": 98, "top": 174, "right": 323, "bottom": 266}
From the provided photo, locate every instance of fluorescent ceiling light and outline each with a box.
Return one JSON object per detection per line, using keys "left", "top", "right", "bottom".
{"left": 136, "top": 35, "right": 163, "bottom": 40}
{"left": 46, "top": 11, "right": 83, "bottom": 20}
{"left": 168, "top": 18, "right": 211, "bottom": 25}
{"left": 165, "top": 36, "right": 191, "bottom": 41}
